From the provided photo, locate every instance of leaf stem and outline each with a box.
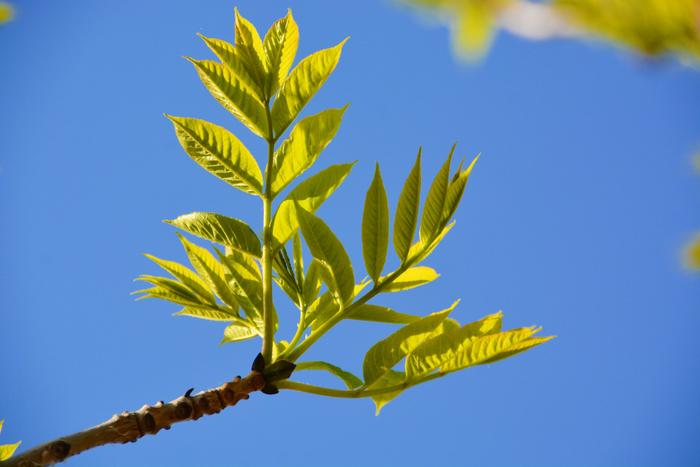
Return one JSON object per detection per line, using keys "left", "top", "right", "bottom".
{"left": 276, "top": 371, "right": 444, "bottom": 398}
{"left": 261, "top": 100, "right": 276, "bottom": 362}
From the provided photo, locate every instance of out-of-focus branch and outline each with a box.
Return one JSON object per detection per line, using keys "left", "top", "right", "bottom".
{"left": 5, "top": 372, "right": 265, "bottom": 467}
{"left": 498, "top": 1, "right": 584, "bottom": 40}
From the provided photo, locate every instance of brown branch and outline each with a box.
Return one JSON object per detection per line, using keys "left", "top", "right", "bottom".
{"left": 5, "top": 371, "right": 266, "bottom": 467}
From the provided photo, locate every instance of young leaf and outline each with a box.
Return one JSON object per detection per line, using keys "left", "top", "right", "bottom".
{"left": 297, "top": 208, "right": 355, "bottom": 305}
{"left": 217, "top": 248, "right": 264, "bottom": 320}
{"left": 307, "top": 283, "right": 369, "bottom": 331}
{"left": 370, "top": 370, "right": 406, "bottom": 416}
{"left": 271, "top": 163, "right": 355, "bottom": 250}
{"left": 134, "top": 283, "right": 207, "bottom": 308}
{"left": 166, "top": 116, "right": 263, "bottom": 195}
{"left": 233, "top": 8, "right": 267, "bottom": 93}
{"left": 362, "top": 164, "right": 389, "bottom": 283}
{"left": 166, "top": 212, "right": 262, "bottom": 258}
{"left": 198, "top": 35, "right": 264, "bottom": 100}
{"left": 177, "top": 234, "right": 239, "bottom": 309}
{"left": 187, "top": 58, "right": 269, "bottom": 138}
{"left": 408, "top": 221, "right": 455, "bottom": 265}
{"left": 221, "top": 323, "right": 258, "bottom": 344}
{"left": 271, "top": 38, "right": 348, "bottom": 137}
{"left": 362, "top": 302, "right": 458, "bottom": 387}
{"left": 393, "top": 150, "right": 422, "bottom": 262}
{"left": 405, "top": 312, "right": 503, "bottom": 379}
{"left": 348, "top": 304, "right": 420, "bottom": 324}
{"left": 174, "top": 306, "right": 239, "bottom": 322}
{"left": 442, "top": 327, "right": 553, "bottom": 372}
{"left": 295, "top": 361, "right": 363, "bottom": 389}
{"left": 442, "top": 155, "right": 478, "bottom": 223}
{"left": 263, "top": 9, "right": 299, "bottom": 97}
{"left": 293, "top": 232, "right": 305, "bottom": 288}
{"left": 382, "top": 266, "right": 439, "bottom": 292}
{"left": 302, "top": 259, "right": 323, "bottom": 306}
{"left": 142, "top": 255, "right": 215, "bottom": 304}
{"left": 420, "top": 146, "right": 454, "bottom": 242}
{"left": 271, "top": 106, "right": 347, "bottom": 197}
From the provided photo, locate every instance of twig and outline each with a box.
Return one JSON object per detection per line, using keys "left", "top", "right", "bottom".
{"left": 5, "top": 372, "right": 265, "bottom": 466}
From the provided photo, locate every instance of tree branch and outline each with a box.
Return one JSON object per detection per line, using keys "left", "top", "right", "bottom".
{"left": 5, "top": 372, "right": 266, "bottom": 467}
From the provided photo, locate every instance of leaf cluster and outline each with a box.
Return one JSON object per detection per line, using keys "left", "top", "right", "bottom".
{"left": 136, "top": 8, "right": 552, "bottom": 413}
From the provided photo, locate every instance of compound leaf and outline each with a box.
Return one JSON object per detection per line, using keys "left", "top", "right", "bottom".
{"left": 198, "top": 34, "right": 264, "bottom": 100}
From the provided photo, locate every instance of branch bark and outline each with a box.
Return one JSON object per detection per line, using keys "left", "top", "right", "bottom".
{"left": 5, "top": 372, "right": 266, "bottom": 467}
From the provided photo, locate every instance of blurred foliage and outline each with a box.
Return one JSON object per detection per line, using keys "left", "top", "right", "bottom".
{"left": 687, "top": 156, "right": 700, "bottom": 270}
{"left": 400, "top": 0, "right": 700, "bottom": 63}
{"left": 0, "top": 2, "right": 14, "bottom": 24}
{"left": 0, "top": 420, "right": 21, "bottom": 461}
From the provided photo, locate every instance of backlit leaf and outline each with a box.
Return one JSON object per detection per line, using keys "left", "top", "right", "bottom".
{"left": 142, "top": 255, "right": 214, "bottom": 304}
{"left": 187, "top": 58, "right": 269, "bottom": 137}
{"left": 420, "top": 146, "right": 454, "bottom": 242}
{"left": 198, "top": 34, "right": 264, "bottom": 100}
{"left": 442, "top": 156, "right": 478, "bottom": 223}
{"left": 271, "top": 38, "right": 348, "bottom": 137}
{"left": 382, "top": 266, "right": 439, "bottom": 292}
{"left": 166, "top": 212, "right": 261, "bottom": 258}
{"left": 263, "top": 9, "right": 299, "bottom": 96}
{"left": 348, "top": 304, "right": 420, "bottom": 324}
{"left": 393, "top": 150, "right": 422, "bottom": 262}
{"left": 167, "top": 116, "right": 263, "bottom": 195}
{"left": 233, "top": 8, "right": 267, "bottom": 93}
{"left": 297, "top": 208, "right": 355, "bottom": 305}
{"left": 362, "top": 164, "right": 390, "bottom": 283}
{"left": 362, "top": 302, "right": 458, "bottom": 387}
{"left": 217, "top": 248, "right": 264, "bottom": 320}
{"left": 174, "top": 306, "right": 238, "bottom": 321}
{"left": 221, "top": 322, "right": 258, "bottom": 344}
{"left": 271, "top": 106, "right": 347, "bottom": 197}
{"left": 370, "top": 370, "right": 406, "bottom": 416}
{"left": 272, "top": 163, "right": 354, "bottom": 251}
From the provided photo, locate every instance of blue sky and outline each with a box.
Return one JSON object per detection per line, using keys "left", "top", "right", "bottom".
{"left": 1, "top": 1, "right": 699, "bottom": 466}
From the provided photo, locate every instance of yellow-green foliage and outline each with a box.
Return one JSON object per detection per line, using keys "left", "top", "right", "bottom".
{"left": 0, "top": 2, "right": 14, "bottom": 24}
{"left": 556, "top": 0, "right": 700, "bottom": 60}
{"left": 686, "top": 235, "right": 700, "bottom": 270}
{"left": 0, "top": 420, "right": 21, "bottom": 461}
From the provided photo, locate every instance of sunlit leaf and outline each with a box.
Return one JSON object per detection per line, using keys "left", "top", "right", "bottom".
{"left": 420, "top": 146, "right": 454, "bottom": 242}
{"left": 348, "top": 304, "right": 420, "bottom": 324}
{"left": 166, "top": 212, "right": 262, "bottom": 258}
{"left": 370, "top": 370, "right": 406, "bottom": 415}
{"left": 362, "top": 302, "right": 458, "bottom": 387}
{"left": 142, "top": 255, "right": 215, "bottom": 304}
{"left": 221, "top": 322, "right": 258, "bottom": 344}
{"left": 405, "top": 312, "right": 503, "bottom": 379}
{"left": 0, "top": 441, "right": 20, "bottom": 462}
{"left": 382, "top": 266, "right": 439, "bottom": 292}
{"left": 174, "top": 306, "right": 238, "bottom": 321}
{"left": 166, "top": 116, "right": 263, "bottom": 195}
{"left": 271, "top": 106, "right": 347, "bottom": 197}
{"left": 295, "top": 361, "right": 363, "bottom": 389}
{"left": 393, "top": 150, "right": 422, "bottom": 262}
{"left": 263, "top": 9, "right": 299, "bottom": 96}
{"left": 362, "top": 164, "right": 390, "bottom": 283}
{"left": 198, "top": 34, "right": 264, "bottom": 100}
{"left": 134, "top": 283, "right": 206, "bottom": 308}
{"left": 187, "top": 58, "right": 269, "bottom": 138}
{"left": 217, "top": 247, "right": 264, "bottom": 321}
{"left": 271, "top": 38, "right": 348, "bottom": 137}
{"left": 177, "top": 234, "right": 239, "bottom": 308}
{"left": 297, "top": 208, "right": 355, "bottom": 305}
{"left": 302, "top": 258, "right": 323, "bottom": 306}
{"left": 272, "top": 163, "right": 355, "bottom": 251}
{"left": 233, "top": 8, "right": 268, "bottom": 93}
{"left": 442, "top": 156, "right": 478, "bottom": 223}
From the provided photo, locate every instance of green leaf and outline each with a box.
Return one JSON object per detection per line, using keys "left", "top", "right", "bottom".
{"left": 302, "top": 258, "right": 323, "bottom": 306}
{"left": 307, "top": 282, "right": 369, "bottom": 331}
{"left": 176, "top": 234, "right": 239, "bottom": 308}
{"left": 271, "top": 38, "right": 348, "bottom": 137}
{"left": 362, "top": 164, "right": 390, "bottom": 283}
{"left": 272, "top": 163, "right": 354, "bottom": 251}
{"left": 217, "top": 248, "right": 264, "bottom": 320}
{"left": 408, "top": 221, "right": 455, "bottom": 264}
{"left": 263, "top": 9, "right": 299, "bottom": 97}
{"left": 420, "top": 146, "right": 454, "bottom": 242}
{"left": 393, "top": 150, "right": 422, "bottom": 262}
{"left": 198, "top": 34, "right": 264, "bottom": 100}
{"left": 382, "top": 266, "right": 439, "bottom": 292}
{"left": 0, "top": 441, "right": 21, "bottom": 462}
{"left": 186, "top": 58, "right": 269, "bottom": 138}
{"left": 370, "top": 370, "right": 406, "bottom": 416}
{"left": 174, "top": 306, "right": 238, "bottom": 321}
{"left": 293, "top": 232, "right": 305, "bottom": 287}
{"left": 233, "top": 8, "right": 268, "bottom": 94}
{"left": 441, "top": 327, "right": 553, "bottom": 372}
{"left": 166, "top": 212, "right": 262, "bottom": 258}
{"left": 166, "top": 116, "right": 263, "bottom": 195}
{"left": 221, "top": 323, "right": 258, "bottom": 344}
{"left": 295, "top": 361, "right": 363, "bottom": 389}
{"left": 405, "top": 312, "right": 503, "bottom": 379}
{"left": 271, "top": 106, "right": 347, "bottom": 197}
{"left": 142, "top": 255, "right": 215, "bottom": 304}
{"left": 134, "top": 283, "right": 206, "bottom": 308}
{"left": 297, "top": 208, "right": 355, "bottom": 305}
{"left": 442, "top": 155, "right": 478, "bottom": 223}
{"left": 348, "top": 304, "right": 420, "bottom": 324}
{"left": 362, "top": 301, "right": 458, "bottom": 387}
